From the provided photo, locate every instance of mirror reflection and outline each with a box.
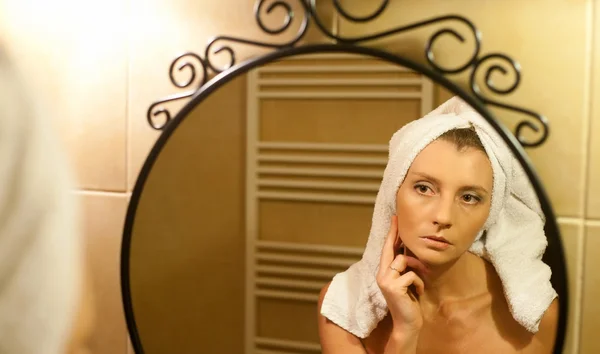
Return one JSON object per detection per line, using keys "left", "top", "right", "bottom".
{"left": 128, "top": 52, "right": 560, "bottom": 354}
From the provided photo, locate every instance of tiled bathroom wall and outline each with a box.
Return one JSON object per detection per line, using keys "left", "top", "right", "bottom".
{"left": 1, "top": 0, "right": 599, "bottom": 353}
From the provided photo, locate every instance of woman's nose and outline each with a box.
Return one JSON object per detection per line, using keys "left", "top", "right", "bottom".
{"left": 432, "top": 196, "right": 453, "bottom": 229}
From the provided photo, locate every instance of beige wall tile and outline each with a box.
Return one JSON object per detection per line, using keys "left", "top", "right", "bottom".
{"left": 581, "top": 223, "right": 600, "bottom": 353}
{"left": 590, "top": 108, "right": 600, "bottom": 218}
{"left": 61, "top": 2, "right": 128, "bottom": 192}
{"left": 76, "top": 191, "right": 129, "bottom": 354}
{"left": 589, "top": 0, "right": 600, "bottom": 219}
{"left": 558, "top": 221, "right": 584, "bottom": 354}
{"left": 336, "top": 0, "right": 590, "bottom": 217}
{"left": 0, "top": 0, "right": 129, "bottom": 192}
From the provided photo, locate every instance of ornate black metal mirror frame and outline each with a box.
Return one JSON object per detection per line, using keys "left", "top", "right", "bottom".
{"left": 121, "top": 1, "right": 569, "bottom": 353}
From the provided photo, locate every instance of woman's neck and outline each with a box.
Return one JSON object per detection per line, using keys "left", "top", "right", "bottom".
{"left": 418, "top": 251, "right": 493, "bottom": 307}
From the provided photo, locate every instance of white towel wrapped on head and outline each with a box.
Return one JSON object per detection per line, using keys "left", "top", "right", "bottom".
{"left": 320, "top": 96, "right": 557, "bottom": 338}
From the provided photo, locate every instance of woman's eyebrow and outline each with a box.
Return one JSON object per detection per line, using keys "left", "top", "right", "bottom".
{"left": 461, "top": 185, "right": 490, "bottom": 196}
{"left": 412, "top": 171, "right": 490, "bottom": 195}
{"left": 412, "top": 171, "right": 441, "bottom": 185}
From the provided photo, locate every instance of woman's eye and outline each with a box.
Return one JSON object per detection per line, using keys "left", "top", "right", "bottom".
{"left": 462, "top": 194, "right": 481, "bottom": 204}
{"left": 415, "top": 184, "right": 432, "bottom": 194}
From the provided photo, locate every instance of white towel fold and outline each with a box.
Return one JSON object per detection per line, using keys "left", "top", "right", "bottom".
{"left": 320, "top": 96, "right": 557, "bottom": 338}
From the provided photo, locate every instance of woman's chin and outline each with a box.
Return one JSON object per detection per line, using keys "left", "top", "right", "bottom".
{"left": 411, "top": 247, "right": 455, "bottom": 267}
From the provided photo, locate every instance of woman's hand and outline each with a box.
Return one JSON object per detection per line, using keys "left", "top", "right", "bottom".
{"left": 376, "top": 215, "right": 426, "bottom": 336}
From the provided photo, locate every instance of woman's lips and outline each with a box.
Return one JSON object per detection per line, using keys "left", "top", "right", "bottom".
{"left": 423, "top": 235, "right": 450, "bottom": 244}
{"left": 421, "top": 236, "right": 451, "bottom": 250}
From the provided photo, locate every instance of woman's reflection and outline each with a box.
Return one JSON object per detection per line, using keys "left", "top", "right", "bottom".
{"left": 318, "top": 97, "right": 558, "bottom": 354}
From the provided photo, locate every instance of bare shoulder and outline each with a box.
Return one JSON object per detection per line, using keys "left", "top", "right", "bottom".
{"left": 526, "top": 298, "right": 560, "bottom": 354}
{"left": 317, "top": 281, "right": 366, "bottom": 354}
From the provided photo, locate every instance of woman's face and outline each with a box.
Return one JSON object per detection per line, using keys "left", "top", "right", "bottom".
{"left": 395, "top": 139, "right": 493, "bottom": 267}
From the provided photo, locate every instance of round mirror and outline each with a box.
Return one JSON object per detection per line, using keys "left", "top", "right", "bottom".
{"left": 122, "top": 47, "right": 568, "bottom": 354}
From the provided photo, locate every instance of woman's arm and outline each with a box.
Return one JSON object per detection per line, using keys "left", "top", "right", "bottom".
{"left": 318, "top": 282, "right": 420, "bottom": 354}
{"left": 318, "top": 282, "right": 367, "bottom": 354}
{"left": 383, "top": 331, "right": 419, "bottom": 354}
{"left": 318, "top": 216, "right": 425, "bottom": 354}
{"left": 526, "top": 298, "right": 559, "bottom": 354}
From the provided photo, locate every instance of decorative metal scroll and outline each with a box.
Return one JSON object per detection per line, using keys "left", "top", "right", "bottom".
{"left": 147, "top": 0, "right": 548, "bottom": 147}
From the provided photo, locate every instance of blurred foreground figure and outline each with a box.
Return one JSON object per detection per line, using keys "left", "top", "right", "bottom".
{"left": 0, "top": 47, "right": 94, "bottom": 353}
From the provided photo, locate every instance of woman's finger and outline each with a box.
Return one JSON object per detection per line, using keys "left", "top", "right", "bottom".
{"left": 388, "top": 254, "right": 407, "bottom": 277}
{"left": 388, "top": 254, "right": 429, "bottom": 277}
{"left": 398, "top": 271, "right": 425, "bottom": 296}
{"left": 378, "top": 215, "right": 398, "bottom": 277}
